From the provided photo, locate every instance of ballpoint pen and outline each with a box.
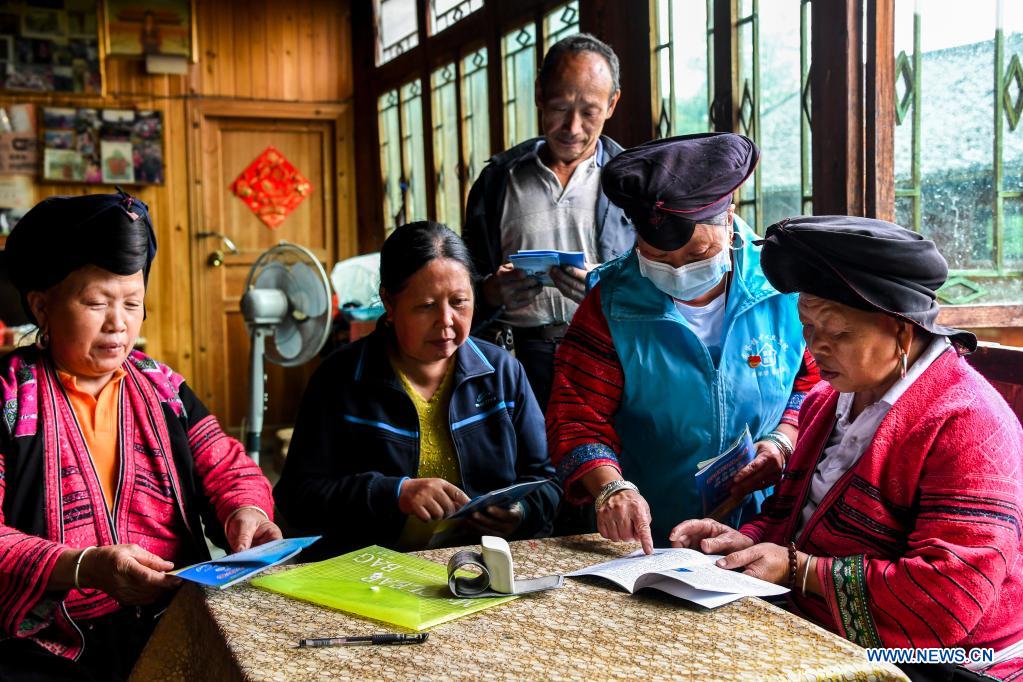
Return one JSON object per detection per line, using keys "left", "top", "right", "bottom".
{"left": 298, "top": 633, "right": 429, "bottom": 648}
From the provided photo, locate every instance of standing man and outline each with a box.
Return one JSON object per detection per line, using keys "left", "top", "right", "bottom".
{"left": 462, "top": 33, "right": 634, "bottom": 411}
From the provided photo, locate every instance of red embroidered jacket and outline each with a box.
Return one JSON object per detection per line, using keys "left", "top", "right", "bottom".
{"left": 741, "top": 349, "right": 1023, "bottom": 679}
{"left": 0, "top": 349, "right": 273, "bottom": 660}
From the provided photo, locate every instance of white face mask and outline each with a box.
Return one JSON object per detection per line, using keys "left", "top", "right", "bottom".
{"left": 637, "top": 246, "right": 732, "bottom": 301}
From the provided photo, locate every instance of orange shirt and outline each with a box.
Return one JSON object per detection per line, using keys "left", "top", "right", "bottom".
{"left": 58, "top": 369, "right": 126, "bottom": 511}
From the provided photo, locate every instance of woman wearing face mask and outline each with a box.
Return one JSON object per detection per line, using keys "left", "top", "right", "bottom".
{"left": 546, "top": 133, "right": 818, "bottom": 552}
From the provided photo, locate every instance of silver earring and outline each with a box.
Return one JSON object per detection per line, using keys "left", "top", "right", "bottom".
{"left": 899, "top": 349, "right": 908, "bottom": 379}
{"left": 35, "top": 329, "right": 49, "bottom": 350}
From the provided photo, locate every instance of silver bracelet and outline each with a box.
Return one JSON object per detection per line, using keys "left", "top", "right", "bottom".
{"left": 801, "top": 554, "right": 813, "bottom": 596}
{"left": 763, "top": 430, "right": 794, "bottom": 460}
{"left": 594, "top": 479, "right": 639, "bottom": 512}
{"left": 73, "top": 546, "right": 95, "bottom": 591}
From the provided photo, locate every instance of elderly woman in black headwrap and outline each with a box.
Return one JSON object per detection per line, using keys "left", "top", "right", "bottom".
{"left": 0, "top": 192, "right": 282, "bottom": 681}
{"left": 672, "top": 216, "right": 1023, "bottom": 680}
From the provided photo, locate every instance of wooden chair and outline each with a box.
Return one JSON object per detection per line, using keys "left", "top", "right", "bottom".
{"left": 967, "top": 341, "right": 1023, "bottom": 422}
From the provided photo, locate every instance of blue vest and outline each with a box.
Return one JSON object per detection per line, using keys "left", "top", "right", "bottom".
{"left": 596, "top": 219, "right": 804, "bottom": 542}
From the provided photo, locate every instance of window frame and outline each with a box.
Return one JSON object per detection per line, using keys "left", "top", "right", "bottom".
{"left": 354, "top": 0, "right": 1020, "bottom": 326}
{"left": 357, "top": 0, "right": 580, "bottom": 237}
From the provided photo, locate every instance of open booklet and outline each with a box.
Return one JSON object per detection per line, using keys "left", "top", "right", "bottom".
{"left": 171, "top": 536, "right": 321, "bottom": 590}
{"left": 508, "top": 250, "right": 585, "bottom": 286}
{"left": 566, "top": 548, "right": 787, "bottom": 609}
{"left": 694, "top": 425, "right": 755, "bottom": 516}
{"left": 445, "top": 479, "right": 556, "bottom": 520}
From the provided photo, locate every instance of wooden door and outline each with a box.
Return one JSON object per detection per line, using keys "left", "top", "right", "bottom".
{"left": 189, "top": 100, "right": 356, "bottom": 433}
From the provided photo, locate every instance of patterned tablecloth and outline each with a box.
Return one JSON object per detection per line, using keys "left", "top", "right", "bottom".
{"left": 130, "top": 535, "right": 907, "bottom": 681}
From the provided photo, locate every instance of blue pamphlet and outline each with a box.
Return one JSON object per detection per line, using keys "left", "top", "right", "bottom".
{"left": 509, "top": 250, "right": 585, "bottom": 286}
{"left": 446, "top": 479, "right": 556, "bottom": 520}
{"left": 694, "top": 426, "right": 755, "bottom": 515}
{"left": 171, "top": 536, "right": 320, "bottom": 590}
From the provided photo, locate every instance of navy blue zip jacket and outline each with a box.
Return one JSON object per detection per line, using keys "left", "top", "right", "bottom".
{"left": 274, "top": 330, "right": 560, "bottom": 557}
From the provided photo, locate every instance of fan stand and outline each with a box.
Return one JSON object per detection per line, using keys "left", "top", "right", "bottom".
{"left": 241, "top": 285, "right": 288, "bottom": 466}
{"left": 245, "top": 325, "right": 272, "bottom": 465}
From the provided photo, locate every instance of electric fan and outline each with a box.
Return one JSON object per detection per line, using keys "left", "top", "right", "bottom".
{"left": 240, "top": 242, "right": 332, "bottom": 464}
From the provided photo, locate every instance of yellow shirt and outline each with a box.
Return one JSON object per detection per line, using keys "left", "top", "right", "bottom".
{"left": 58, "top": 369, "right": 126, "bottom": 511}
{"left": 394, "top": 361, "right": 461, "bottom": 550}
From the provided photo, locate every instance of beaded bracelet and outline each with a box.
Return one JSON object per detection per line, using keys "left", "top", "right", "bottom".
{"left": 787, "top": 542, "right": 798, "bottom": 590}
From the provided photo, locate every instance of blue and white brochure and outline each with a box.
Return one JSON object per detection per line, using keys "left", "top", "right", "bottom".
{"left": 694, "top": 425, "right": 756, "bottom": 515}
{"left": 508, "top": 250, "right": 585, "bottom": 286}
{"left": 446, "top": 480, "right": 556, "bottom": 520}
{"left": 172, "top": 536, "right": 321, "bottom": 590}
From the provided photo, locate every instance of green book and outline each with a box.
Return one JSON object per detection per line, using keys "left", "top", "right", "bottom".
{"left": 252, "top": 545, "right": 516, "bottom": 631}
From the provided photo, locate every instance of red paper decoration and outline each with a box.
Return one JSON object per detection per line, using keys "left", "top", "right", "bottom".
{"left": 231, "top": 146, "right": 313, "bottom": 229}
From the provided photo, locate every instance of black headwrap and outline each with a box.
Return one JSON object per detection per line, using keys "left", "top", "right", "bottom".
{"left": 759, "top": 215, "right": 977, "bottom": 352}
{"left": 600, "top": 132, "right": 760, "bottom": 251}
{"left": 5, "top": 189, "right": 157, "bottom": 324}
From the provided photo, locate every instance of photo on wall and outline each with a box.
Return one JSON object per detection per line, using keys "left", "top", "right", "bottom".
{"left": 0, "top": 1, "right": 102, "bottom": 95}
{"left": 39, "top": 106, "right": 163, "bottom": 186}
{"left": 43, "top": 129, "right": 74, "bottom": 150}
{"left": 105, "top": 0, "right": 192, "bottom": 59}
{"left": 100, "top": 140, "right": 133, "bottom": 184}
{"left": 20, "top": 9, "right": 65, "bottom": 40}
{"left": 44, "top": 148, "right": 83, "bottom": 182}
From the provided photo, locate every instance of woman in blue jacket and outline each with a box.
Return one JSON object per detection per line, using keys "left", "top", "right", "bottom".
{"left": 275, "top": 221, "right": 558, "bottom": 556}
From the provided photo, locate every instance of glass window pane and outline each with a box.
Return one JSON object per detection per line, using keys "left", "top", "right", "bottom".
{"left": 503, "top": 23, "right": 538, "bottom": 148}
{"left": 895, "top": 0, "right": 998, "bottom": 271}
{"left": 376, "top": 0, "right": 419, "bottom": 65}
{"left": 461, "top": 48, "right": 491, "bottom": 196}
{"left": 400, "top": 79, "right": 428, "bottom": 224}
{"left": 1002, "top": 4, "right": 1023, "bottom": 267}
{"left": 735, "top": 4, "right": 757, "bottom": 228}
{"left": 652, "top": 0, "right": 713, "bottom": 138}
{"left": 1004, "top": 2, "right": 1023, "bottom": 195}
{"left": 758, "top": 0, "right": 807, "bottom": 228}
{"left": 726, "top": 0, "right": 809, "bottom": 232}
{"left": 544, "top": 1, "right": 579, "bottom": 51}
{"left": 378, "top": 90, "right": 402, "bottom": 233}
{"left": 676, "top": 0, "right": 712, "bottom": 135}
{"left": 1005, "top": 197, "right": 1023, "bottom": 267}
{"left": 429, "top": 0, "right": 483, "bottom": 35}
{"left": 893, "top": 0, "right": 914, "bottom": 191}
{"left": 432, "top": 64, "right": 462, "bottom": 233}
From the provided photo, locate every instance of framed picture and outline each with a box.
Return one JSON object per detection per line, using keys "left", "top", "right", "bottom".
{"left": 39, "top": 106, "right": 163, "bottom": 186}
{"left": 20, "top": 9, "right": 65, "bottom": 39}
{"left": 104, "top": 0, "right": 195, "bottom": 61}
{"left": 101, "top": 140, "right": 133, "bottom": 184}
{"left": 4, "top": 65, "right": 54, "bottom": 92}
{"left": 43, "top": 148, "right": 84, "bottom": 182}
{"left": 42, "top": 107, "right": 76, "bottom": 130}
{"left": 1, "top": 2, "right": 103, "bottom": 95}
{"left": 43, "top": 129, "right": 74, "bottom": 150}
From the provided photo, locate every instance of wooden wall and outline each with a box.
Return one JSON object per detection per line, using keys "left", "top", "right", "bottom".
{"left": 0, "top": 0, "right": 353, "bottom": 384}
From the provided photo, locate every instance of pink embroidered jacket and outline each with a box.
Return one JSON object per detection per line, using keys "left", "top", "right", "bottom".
{"left": 0, "top": 349, "right": 274, "bottom": 660}
{"left": 741, "top": 349, "right": 1023, "bottom": 679}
